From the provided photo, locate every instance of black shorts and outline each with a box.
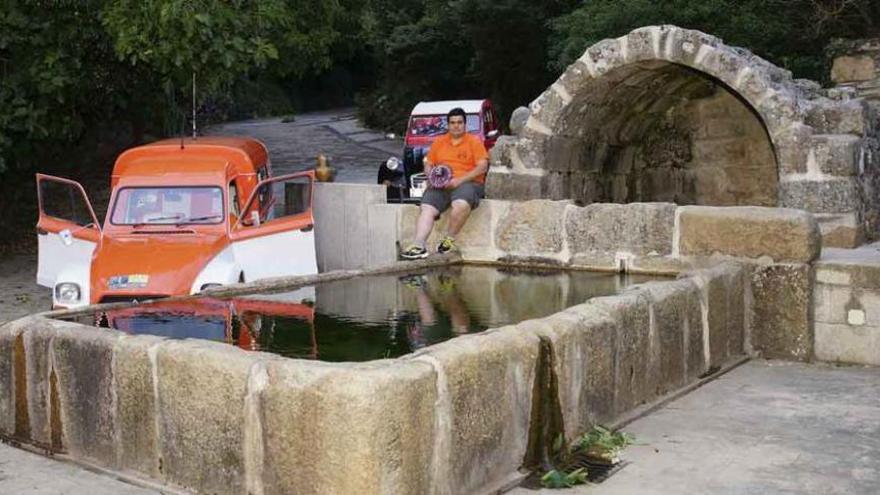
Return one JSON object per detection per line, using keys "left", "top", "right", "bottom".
{"left": 421, "top": 182, "right": 485, "bottom": 212}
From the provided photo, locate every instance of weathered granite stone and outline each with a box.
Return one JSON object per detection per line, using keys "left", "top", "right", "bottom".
{"left": 809, "top": 134, "right": 861, "bottom": 176}
{"left": 414, "top": 328, "right": 540, "bottom": 494}
{"left": 489, "top": 135, "right": 516, "bottom": 167}
{"left": 805, "top": 99, "right": 869, "bottom": 135}
{"left": 529, "top": 88, "right": 568, "bottom": 130}
{"left": 496, "top": 200, "right": 568, "bottom": 256}
{"left": 815, "top": 251, "right": 880, "bottom": 290}
{"left": 586, "top": 290, "right": 652, "bottom": 415}
{"left": 831, "top": 55, "right": 876, "bottom": 83}
{"left": 750, "top": 263, "right": 813, "bottom": 361}
{"left": 261, "top": 360, "right": 436, "bottom": 495}
{"left": 814, "top": 322, "right": 880, "bottom": 366}
{"left": 779, "top": 179, "right": 861, "bottom": 214}
{"left": 114, "top": 334, "right": 165, "bottom": 477}
{"left": 639, "top": 279, "right": 703, "bottom": 395}
{"left": 485, "top": 171, "right": 543, "bottom": 200}
{"left": 509, "top": 107, "right": 531, "bottom": 136}
{"left": 821, "top": 223, "right": 864, "bottom": 248}
{"left": 50, "top": 324, "right": 118, "bottom": 466}
{"left": 677, "top": 206, "right": 821, "bottom": 263}
{"left": 689, "top": 263, "right": 746, "bottom": 366}
{"left": 155, "top": 340, "right": 257, "bottom": 494}
{"left": 0, "top": 319, "right": 26, "bottom": 436}
{"left": 774, "top": 124, "right": 813, "bottom": 175}
{"left": 566, "top": 203, "right": 676, "bottom": 256}
{"left": 517, "top": 304, "right": 618, "bottom": 438}
{"left": 23, "top": 320, "right": 56, "bottom": 448}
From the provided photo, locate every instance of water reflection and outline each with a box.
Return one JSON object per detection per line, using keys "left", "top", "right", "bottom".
{"left": 69, "top": 266, "right": 661, "bottom": 362}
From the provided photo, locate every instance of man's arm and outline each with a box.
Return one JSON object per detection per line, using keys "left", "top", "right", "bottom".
{"left": 446, "top": 158, "right": 487, "bottom": 188}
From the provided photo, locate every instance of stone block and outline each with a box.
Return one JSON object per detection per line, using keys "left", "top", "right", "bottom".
{"left": 689, "top": 263, "right": 746, "bottom": 367}
{"left": 808, "top": 134, "right": 861, "bottom": 176}
{"left": 509, "top": 107, "right": 530, "bottom": 136}
{"left": 489, "top": 135, "right": 516, "bottom": 167}
{"left": 514, "top": 134, "right": 551, "bottom": 170}
{"left": 23, "top": 320, "right": 56, "bottom": 448}
{"left": 749, "top": 263, "right": 813, "bottom": 361}
{"left": 114, "top": 334, "right": 165, "bottom": 477}
{"left": 261, "top": 360, "right": 437, "bottom": 495}
{"left": 815, "top": 254, "right": 880, "bottom": 290}
{"left": 367, "top": 203, "right": 401, "bottom": 266}
{"left": 831, "top": 55, "right": 876, "bottom": 83}
{"left": 554, "top": 60, "right": 592, "bottom": 101}
{"left": 773, "top": 124, "right": 813, "bottom": 175}
{"left": 622, "top": 27, "right": 659, "bottom": 63}
{"left": 456, "top": 200, "right": 510, "bottom": 262}
{"left": 661, "top": 26, "right": 720, "bottom": 68}
{"left": 496, "top": 200, "right": 568, "bottom": 257}
{"left": 779, "top": 179, "right": 861, "bottom": 214}
{"left": 805, "top": 100, "right": 869, "bottom": 135}
{"left": 155, "top": 340, "right": 258, "bottom": 493}
{"left": 676, "top": 206, "right": 821, "bottom": 263}
{"left": 566, "top": 203, "right": 676, "bottom": 256}
{"left": 582, "top": 38, "right": 626, "bottom": 77}
{"left": 413, "top": 328, "right": 540, "bottom": 493}
{"left": 529, "top": 88, "right": 568, "bottom": 130}
{"left": 0, "top": 319, "right": 26, "bottom": 437}
{"left": 545, "top": 136, "right": 581, "bottom": 172}
{"left": 485, "top": 170, "right": 543, "bottom": 201}
{"left": 639, "top": 279, "right": 703, "bottom": 396}
{"left": 539, "top": 304, "right": 619, "bottom": 431}
{"left": 586, "top": 290, "right": 652, "bottom": 414}
{"left": 50, "top": 323, "right": 118, "bottom": 466}
{"left": 815, "top": 322, "right": 880, "bottom": 366}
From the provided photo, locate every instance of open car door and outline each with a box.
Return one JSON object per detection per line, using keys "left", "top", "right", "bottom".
{"left": 35, "top": 174, "right": 101, "bottom": 305}
{"left": 230, "top": 171, "right": 317, "bottom": 281}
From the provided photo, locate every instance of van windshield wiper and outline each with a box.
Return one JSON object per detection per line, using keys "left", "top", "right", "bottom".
{"left": 130, "top": 216, "right": 183, "bottom": 228}
{"left": 176, "top": 214, "right": 222, "bottom": 226}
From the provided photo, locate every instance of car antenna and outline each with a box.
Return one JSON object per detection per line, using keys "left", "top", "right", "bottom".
{"left": 191, "top": 71, "right": 198, "bottom": 140}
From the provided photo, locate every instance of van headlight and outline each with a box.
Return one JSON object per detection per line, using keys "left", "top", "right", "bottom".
{"left": 55, "top": 283, "right": 81, "bottom": 303}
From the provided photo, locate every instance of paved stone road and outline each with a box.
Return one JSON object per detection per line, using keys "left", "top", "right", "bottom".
{"left": 207, "top": 108, "right": 402, "bottom": 183}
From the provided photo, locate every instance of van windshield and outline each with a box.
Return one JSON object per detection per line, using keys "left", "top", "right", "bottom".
{"left": 110, "top": 186, "right": 224, "bottom": 225}
{"left": 408, "top": 115, "right": 480, "bottom": 137}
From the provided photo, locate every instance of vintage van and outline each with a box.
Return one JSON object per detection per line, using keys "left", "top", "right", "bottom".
{"left": 36, "top": 136, "right": 316, "bottom": 309}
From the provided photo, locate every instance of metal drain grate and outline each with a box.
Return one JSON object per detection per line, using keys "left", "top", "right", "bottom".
{"left": 522, "top": 455, "right": 628, "bottom": 488}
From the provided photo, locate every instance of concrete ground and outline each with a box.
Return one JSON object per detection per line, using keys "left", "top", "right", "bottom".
{"left": 511, "top": 359, "right": 880, "bottom": 495}
{"left": 0, "top": 442, "right": 158, "bottom": 494}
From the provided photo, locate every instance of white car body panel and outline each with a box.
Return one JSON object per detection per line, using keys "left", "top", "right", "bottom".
{"left": 232, "top": 229, "right": 317, "bottom": 282}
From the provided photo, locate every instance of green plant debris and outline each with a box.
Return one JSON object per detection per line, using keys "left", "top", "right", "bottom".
{"left": 538, "top": 426, "right": 635, "bottom": 489}
{"left": 541, "top": 468, "right": 588, "bottom": 489}
{"left": 575, "top": 425, "right": 635, "bottom": 464}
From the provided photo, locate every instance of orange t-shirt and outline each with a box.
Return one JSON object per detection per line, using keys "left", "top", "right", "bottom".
{"left": 426, "top": 133, "right": 489, "bottom": 184}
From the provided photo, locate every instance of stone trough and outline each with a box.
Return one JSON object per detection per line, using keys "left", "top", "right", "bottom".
{"left": 0, "top": 199, "right": 822, "bottom": 494}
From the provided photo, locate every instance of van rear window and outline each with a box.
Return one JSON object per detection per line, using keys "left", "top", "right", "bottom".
{"left": 409, "top": 115, "right": 480, "bottom": 137}
{"left": 110, "top": 186, "right": 224, "bottom": 225}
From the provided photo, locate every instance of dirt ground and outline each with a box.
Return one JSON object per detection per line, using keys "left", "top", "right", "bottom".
{"left": 0, "top": 108, "right": 400, "bottom": 325}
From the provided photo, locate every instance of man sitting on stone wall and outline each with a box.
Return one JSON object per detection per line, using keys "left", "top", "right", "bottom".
{"left": 401, "top": 107, "right": 489, "bottom": 259}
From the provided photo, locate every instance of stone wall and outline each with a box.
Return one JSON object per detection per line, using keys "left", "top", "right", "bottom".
{"left": 0, "top": 258, "right": 747, "bottom": 495}
{"left": 488, "top": 25, "right": 880, "bottom": 248}
{"left": 814, "top": 247, "right": 880, "bottom": 365}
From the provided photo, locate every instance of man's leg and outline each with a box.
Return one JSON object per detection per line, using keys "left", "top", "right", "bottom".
{"left": 415, "top": 203, "right": 440, "bottom": 245}
{"left": 445, "top": 199, "right": 472, "bottom": 237}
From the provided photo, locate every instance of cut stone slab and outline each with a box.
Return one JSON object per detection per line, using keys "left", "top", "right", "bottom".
{"left": 676, "top": 206, "right": 820, "bottom": 263}
{"left": 750, "top": 263, "right": 813, "bottom": 361}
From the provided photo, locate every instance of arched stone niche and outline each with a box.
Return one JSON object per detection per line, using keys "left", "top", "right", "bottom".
{"left": 488, "top": 25, "right": 879, "bottom": 248}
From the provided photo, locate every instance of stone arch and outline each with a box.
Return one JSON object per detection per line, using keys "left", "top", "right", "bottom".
{"left": 489, "top": 25, "right": 875, "bottom": 247}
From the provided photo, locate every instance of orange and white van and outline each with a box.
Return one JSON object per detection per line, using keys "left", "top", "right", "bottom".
{"left": 36, "top": 137, "right": 317, "bottom": 309}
